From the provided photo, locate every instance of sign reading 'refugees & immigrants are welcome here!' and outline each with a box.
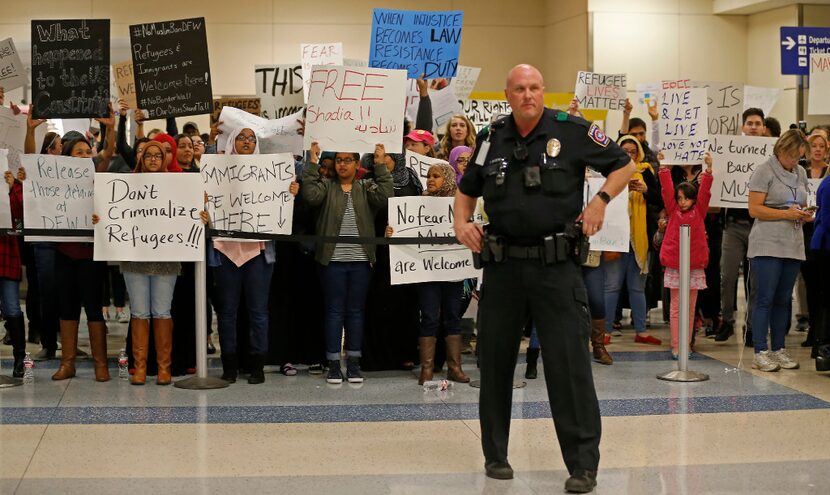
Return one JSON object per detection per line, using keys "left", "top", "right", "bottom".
{"left": 129, "top": 17, "right": 212, "bottom": 119}
{"left": 31, "top": 19, "right": 110, "bottom": 119}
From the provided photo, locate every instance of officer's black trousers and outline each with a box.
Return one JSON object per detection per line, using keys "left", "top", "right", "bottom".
{"left": 478, "top": 258, "right": 601, "bottom": 473}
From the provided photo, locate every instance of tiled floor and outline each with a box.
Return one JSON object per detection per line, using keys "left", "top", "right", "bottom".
{"left": 1, "top": 299, "right": 829, "bottom": 494}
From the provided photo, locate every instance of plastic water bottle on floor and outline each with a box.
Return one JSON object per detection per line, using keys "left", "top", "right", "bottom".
{"left": 423, "top": 379, "right": 452, "bottom": 392}
{"left": 118, "top": 349, "right": 129, "bottom": 380}
{"left": 23, "top": 352, "right": 34, "bottom": 384}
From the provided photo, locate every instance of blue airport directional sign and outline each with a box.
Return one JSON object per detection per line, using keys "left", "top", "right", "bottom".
{"left": 781, "top": 26, "right": 830, "bottom": 75}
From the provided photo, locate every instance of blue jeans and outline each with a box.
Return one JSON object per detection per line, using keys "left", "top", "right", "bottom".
{"left": 604, "top": 251, "right": 647, "bottom": 333}
{"left": 122, "top": 272, "right": 177, "bottom": 319}
{"left": 750, "top": 256, "right": 801, "bottom": 352}
{"left": 33, "top": 243, "right": 59, "bottom": 350}
{"left": 214, "top": 252, "right": 274, "bottom": 355}
{"left": 0, "top": 279, "right": 22, "bottom": 318}
{"left": 528, "top": 326, "right": 540, "bottom": 349}
{"left": 582, "top": 264, "right": 605, "bottom": 319}
{"left": 416, "top": 281, "right": 463, "bottom": 337}
{"left": 319, "top": 262, "right": 371, "bottom": 361}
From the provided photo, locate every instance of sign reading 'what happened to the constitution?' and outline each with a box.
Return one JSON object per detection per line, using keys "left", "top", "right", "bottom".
{"left": 388, "top": 196, "right": 480, "bottom": 285}
{"left": 201, "top": 153, "right": 296, "bottom": 237}
{"left": 30, "top": 19, "right": 110, "bottom": 119}
{"left": 369, "top": 9, "right": 463, "bottom": 79}
{"left": 130, "top": 17, "right": 212, "bottom": 119}
{"left": 94, "top": 173, "right": 204, "bottom": 261}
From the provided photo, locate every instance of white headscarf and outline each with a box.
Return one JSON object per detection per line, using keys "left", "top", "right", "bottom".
{"left": 224, "top": 127, "right": 261, "bottom": 155}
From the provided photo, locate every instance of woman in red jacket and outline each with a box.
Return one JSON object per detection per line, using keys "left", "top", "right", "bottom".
{"left": 658, "top": 154, "right": 714, "bottom": 359}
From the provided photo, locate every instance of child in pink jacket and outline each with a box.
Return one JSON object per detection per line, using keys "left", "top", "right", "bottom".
{"left": 658, "top": 155, "right": 714, "bottom": 359}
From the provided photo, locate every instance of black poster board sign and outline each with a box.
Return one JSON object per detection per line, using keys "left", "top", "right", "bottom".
{"left": 31, "top": 19, "right": 110, "bottom": 119}
{"left": 130, "top": 17, "right": 213, "bottom": 119}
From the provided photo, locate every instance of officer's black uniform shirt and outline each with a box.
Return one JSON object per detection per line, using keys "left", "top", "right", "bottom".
{"left": 459, "top": 108, "right": 630, "bottom": 240}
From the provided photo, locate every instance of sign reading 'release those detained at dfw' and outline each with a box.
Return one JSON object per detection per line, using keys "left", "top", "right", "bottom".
{"left": 708, "top": 135, "right": 777, "bottom": 208}
{"left": 31, "top": 19, "right": 110, "bottom": 118}
{"left": 303, "top": 65, "right": 406, "bottom": 154}
{"left": 201, "top": 153, "right": 296, "bottom": 237}
{"left": 93, "top": 173, "right": 204, "bottom": 261}
{"left": 658, "top": 87, "right": 709, "bottom": 165}
{"left": 369, "top": 9, "right": 463, "bottom": 79}
{"left": 129, "top": 17, "right": 212, "bottom": 119}
{"left": 388, "top": 196, "right": 480, "bottom": 285}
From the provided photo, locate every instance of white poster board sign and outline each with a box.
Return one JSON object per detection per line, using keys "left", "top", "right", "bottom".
{"left": 388, "top": 196, "right": 479, "bottom": 285}
{"left": 636, "top": 82, "right": 660, "bottom": 106}
{"left": 0, "top": 107, "right": 47, "bottom": 170}
{"left": 809, "top": 53, "right": 830, "bottom": 115}
{"left": 807, "top": 178, "right": 823, "bottom": 208}
{"left": 21, "top": 154, "right": 94, "bottom": 241}
{"left": 586, "top": 178, "right": 629, "bottom": 252}
{"left": 0, "top": 150, "right": 11, "bottom": 229}
{"left": 93, "top": 173, "right": 204, "bottom": 261}
{"left": 659, "top": 88, "right": 708, "bottom": 165}
{"left": 201, "top": 153, "right": 296, "bottom": 236}
{"left": 574, "top": 72, "right": 627, "bottom": 110}
{"left": 460, "top": 99, "right": 511, "bottom": 130}
{"left": 300, "top": 43, "right": 343, "bottom": 103}
{"left": 744, "top": 85, "right": 782, "bottom": 116}
{"left": 304, "top": 65, "right": 406, "bottom": 154}
{"left": 450, "top": 65, "right": 481, "bottom": 99}
{"left": 405, "top": 151, "right": 450, "bottom": 191}
{"left": 430, "top": 85, "right": 464, "bottom": 130}
{"left": 254, "top": 64, "right": 304, "bottom": 119}
{"left": 217, "top": 106, "right": 303, "bottom": 156}
{"left": 0, "top": 38, "right": 27, "bottom": 91}
{"left": 708, "top": 134, "right": 777, "bottom": 208}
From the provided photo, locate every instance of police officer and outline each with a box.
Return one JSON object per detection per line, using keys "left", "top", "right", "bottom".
{"left": 453, "top": 64, "right": 635, "bottom": 493}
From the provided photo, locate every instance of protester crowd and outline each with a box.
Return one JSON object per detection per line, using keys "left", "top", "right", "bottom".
{"left": 1, "top": 79, "right": 828, "bottom": 386}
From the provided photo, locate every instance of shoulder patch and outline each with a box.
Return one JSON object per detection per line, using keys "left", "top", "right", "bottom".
{"left": 588, "top": 123, "right": 610, "bottom": 148}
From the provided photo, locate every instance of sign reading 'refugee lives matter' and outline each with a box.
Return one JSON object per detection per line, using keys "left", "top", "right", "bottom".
{"left": 369, "top": 9, "right": 463, "bottom": 79}
{"left": 31, "top": 19, "right": 110, "bottom": 119}
{"left": 304, "top": 65, "right": 406, "bottom": 154}
{"left": 201, "top": 154, "right": 296, "bottom": 237}
{"left": 574, "top": 72, "right": 627, "bottom": 110}
{"left": 130, "top": 17, "right": 212, "bottom": 119}
{"left": 94, "top": 173, "right": 204, "bottom": 261}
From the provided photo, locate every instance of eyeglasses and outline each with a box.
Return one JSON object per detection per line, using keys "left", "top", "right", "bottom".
{"left": 192, "top": 140, "right": 204, "bottom": 146}
{"left": 456, "top": 157, "right": 470, "bottom": 164}
{"left": 335, "top": 157, "right": 356, "bottom": 164}
{"left": 235, "top": 135, "right": 257, "bottom": 143}
{"left": 144, "top": 153, "right": 163, "bottom": 162}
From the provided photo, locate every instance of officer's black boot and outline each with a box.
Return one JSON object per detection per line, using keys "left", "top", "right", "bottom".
{"left": 221, "top": 353, "right": 238, "bottom": 383}
{"left": 525, "top": 348, "right": 539, "bottom": 379}
{"left": 714, "top": 321, "right": 734, "bottom": 342}
{"left": 565, "top": 469, "right": 597, "bottom": 493}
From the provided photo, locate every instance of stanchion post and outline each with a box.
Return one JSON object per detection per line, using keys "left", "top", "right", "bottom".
{"left": 658, "top": 224, "right": 709, "bottom": 382}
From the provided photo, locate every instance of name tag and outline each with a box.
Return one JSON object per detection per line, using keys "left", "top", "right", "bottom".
{"left": 475, "top": 141, "right": 490, "bottom": 166}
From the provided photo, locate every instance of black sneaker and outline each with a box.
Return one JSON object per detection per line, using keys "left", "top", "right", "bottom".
{"left": 714, "top": 321, "right": 734, "bottom": 342}
{"left": 346, "top": 357, "right": 364, "bottom": 383}
{"left": 308, "top": 363, "right": 324, "bottom": 375}
{"left": 484, "top": 460, "right": 513, "bottom": 480}
{"left": 565, "top": 469, "right": 597, "bottom": 493}
{"left": 326, "top": 360, "right": 343, "bottom": 384}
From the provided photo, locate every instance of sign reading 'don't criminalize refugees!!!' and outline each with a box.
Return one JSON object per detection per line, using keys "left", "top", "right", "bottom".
{"left": 129, "top": 17, "right": 212, "bottom": 119}
{"left": 369, "top": 9, "right": 463, "bottom": 79}
{"left": 30, "top": 19, "right": 110, "bottom": 119}
{"left": 388, "top": 196, "right": 480, "bottom": 285}
{"left": 0, "top": 38, "right": 27, "bottom": 91}
{"left": 93, "top": 173, "right": 204, "bottom": 262}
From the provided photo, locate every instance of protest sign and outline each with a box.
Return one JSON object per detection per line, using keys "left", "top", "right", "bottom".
{"left": 636, "top": 82, "right": 660, "bottom": 107}
{"left": 0, "top": 38, "right": 26, "bottom": 91}
{"left": 21, "top": 154, "right": 94, "bottom": 241}
{"left": 809, "top": 53, "right": 830, "bottom": 115}
{"left": 211, "top": 96, "right": 260, "bottom": 125}
{"left": 216, "top": 106, "right": 304, "bottom": 156}
{"left": 300, "top": 43, "right": 343, "bottom": 103}
{"left": 93, "top": 173, "right": 204, "bottom": 261}
{"left": 585, "top": 178, "right": 629, "bottom": 252}
{"left": 574, "top": 72, "right": 627, "bottom": 111}
{"left": 708, "top": 134, "right": 776, "bottom": 208}
{"left": 0, "top": 106, "right": 47, "bottom": 170}
{"left": 696, "top": 81, "right": 743, "bottom": 135}
{"left": 0, "top": 151, "right": 10, "bottom": 229}
{"left": 658, "top": 87, "right": 708, "bottom": 165}
{"left": 130, "top": 17, "right": 212, "bottom": 119}
{"left": 431, "top": 86, "right": 463, "bottom": 130}
{"left": 31, "top": 19, "right": 110, "bottom": 118}
{"left": 807, "top": 178, "right": 823, "bottom": 208}
{"left": 450, "top": 65, "right": 481, "bottom": 99}
{"left": 112, "top": 60, "right": 137, "bottom": 108}
{"left": 254, "top": 64, "right": 304, "bottom": 119}
{"left": 405, "top": 151, "right": 450, "bottom": 190}
{"left": 304, "top": 65, "right": 406, "bottom": 154}
{"left": 744, "top": 85, "right": 782, "bottom": 116}
{"left": 344, "top": 58, "right": 368, "bottom": 67}
{"left": 459, "top": 99, "right": 511, "bottom": 130}
{"left": 405, "top": 78, "right": 420, "bottom": 124}
{"left": 201, "top": 153, "right": 295, "bottom": 237}
{"left": 369, "top": 9, "right": 463, "bottom": 79}
{"left": 388, "top": 196, "right": 479, "bottom": 285}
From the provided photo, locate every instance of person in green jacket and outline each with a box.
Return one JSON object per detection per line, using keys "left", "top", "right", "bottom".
{"left": 302, "top": 142, "right": 394, "bottom": 385}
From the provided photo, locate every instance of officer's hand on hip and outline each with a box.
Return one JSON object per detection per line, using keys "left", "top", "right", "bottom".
{"left": 454, "top": 222, "right": 484, "bottom": 253}
{"left": 578, "top": 197, "right": 607, "bottom": 236}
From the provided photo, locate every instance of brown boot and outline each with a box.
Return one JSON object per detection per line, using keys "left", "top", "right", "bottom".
{"left": 154, "top": 318, "right": 173, "bottom": 385}
{"left": 445, "top": 335, "right": 470, "bottom": 383}
{"left": 88, "top": 321, "right": 110, "bottom": 382}
{"left": 131, "top": 318, "right": 150, "bottom": 385}
{"left": 52, "top": 320, "right": 78, "bottom": 380}
{"left": 591, "top": 319, "right": 613, "bottom": 365}
{"left": 418, "top": 336, "right": 436, "bottom": 385}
